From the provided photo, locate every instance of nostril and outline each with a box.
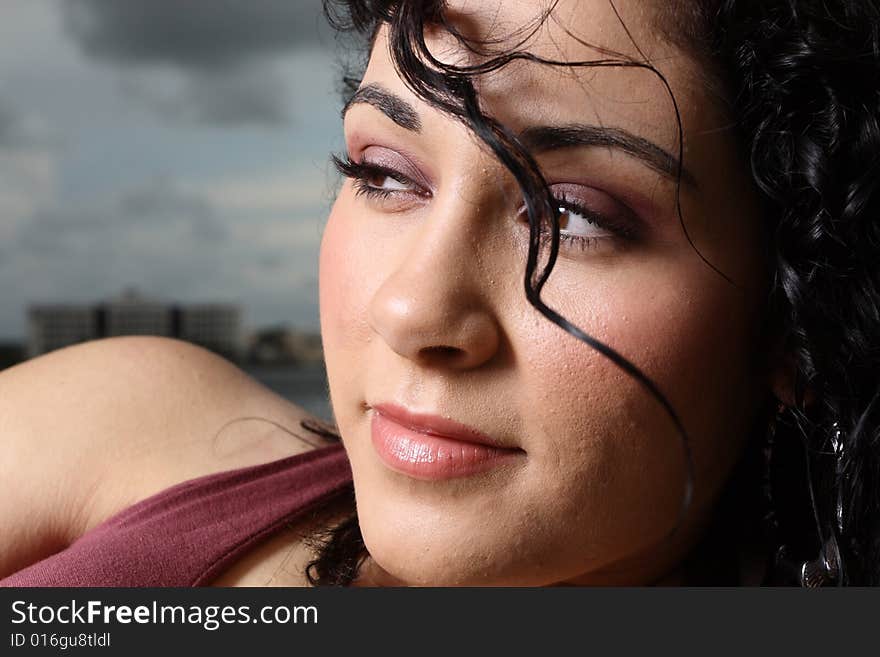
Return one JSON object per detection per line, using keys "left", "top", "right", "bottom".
{"left": 419, "top": 345, "right": 462, "bottom": 363}
{"left": 424, "top": 346, "right": 460, "bottom": 357}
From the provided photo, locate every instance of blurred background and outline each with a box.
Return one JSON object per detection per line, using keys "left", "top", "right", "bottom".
{"left": 0, "top": 0, "right": 351, "bottom": 421}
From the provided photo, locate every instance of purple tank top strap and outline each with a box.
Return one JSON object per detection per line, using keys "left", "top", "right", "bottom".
{"left": 0, "top": 443, "right": 352, "bottom": 587}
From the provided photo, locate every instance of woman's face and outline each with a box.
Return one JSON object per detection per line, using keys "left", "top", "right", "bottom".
{"left": 319, "top": 0, "right": 771, "bottom": 585}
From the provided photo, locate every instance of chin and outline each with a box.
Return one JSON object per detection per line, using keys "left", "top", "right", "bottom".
{"left": 355, "top": 503, "right": 578, "bottom": 587}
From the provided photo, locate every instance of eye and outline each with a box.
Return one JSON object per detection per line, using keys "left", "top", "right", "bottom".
{"left": 331, "top": 153, "right": 428, "bottom": 201}
{"left": 554, "top": 196, "right": 614, "bottom": 240}
{"left": 517, "top": 187, "right": 641, "bottom": 254}
{"left": 370, "top": 174, "right": 412, "bottom": 193}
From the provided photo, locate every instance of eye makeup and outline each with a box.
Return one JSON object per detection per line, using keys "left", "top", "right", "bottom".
{"left": 332, "top": 150, "right": 642, "bottom": 254}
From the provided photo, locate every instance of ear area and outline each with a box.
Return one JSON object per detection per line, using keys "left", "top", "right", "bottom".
{"left": 768, "top": 350, "right": 817, "bottom": 411}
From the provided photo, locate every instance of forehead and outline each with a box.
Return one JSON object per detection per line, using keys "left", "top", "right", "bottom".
{"left": 437, "top": 0, "right": 668, "bottom": 60}
{"left": 360, "top": 0, "right": 712, "bottom": 156}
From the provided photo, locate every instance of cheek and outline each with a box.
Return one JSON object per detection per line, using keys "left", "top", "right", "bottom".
{"left": 318, "top": 195, "right": 379, "bottom": 429}
{"left": 517, "top": 262, "right": 762, "bottom": 529}
{"left": 319, "top": 195, "right": 374, "bottom": 358}
{"left": 513, "top": 324, "right": 684, "bottom": 549}
{"left": 537, "top": 257, "right": 762, "bottom": 433}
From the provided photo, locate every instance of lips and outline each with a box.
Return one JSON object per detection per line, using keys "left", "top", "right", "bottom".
{"left": 368, "top": 402, "right": 523, "bottom": 480}
{"left": 371, "top": 403, "right": 512, "bottom": 448}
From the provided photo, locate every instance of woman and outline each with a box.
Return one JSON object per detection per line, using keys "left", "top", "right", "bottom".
{"left": 2, "top": 0, "right": 878, "bottom": 586}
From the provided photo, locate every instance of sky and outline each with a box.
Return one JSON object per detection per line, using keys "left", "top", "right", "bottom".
{"left": 0, "top": 0, "right": 355, "bottom": 340}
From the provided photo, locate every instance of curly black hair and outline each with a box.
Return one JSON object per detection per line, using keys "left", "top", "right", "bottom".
{"left": 302, "top": 0, "right": 880, "bottom": 586}
{"left": 710, "top": 0, "right": 880, "bottom": 586}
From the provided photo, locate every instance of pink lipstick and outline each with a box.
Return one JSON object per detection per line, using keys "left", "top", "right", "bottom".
{"left": 369, "top": 403, "right": 523, "bottom": 480}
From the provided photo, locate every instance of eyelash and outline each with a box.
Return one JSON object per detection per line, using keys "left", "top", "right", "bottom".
{"left": 332, "top": 153, "right": 630, "bottom": 252}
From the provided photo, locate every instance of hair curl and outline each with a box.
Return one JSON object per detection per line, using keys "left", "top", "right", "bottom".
{"left": 304, "top": 0, "right": 880, "bottom": 586}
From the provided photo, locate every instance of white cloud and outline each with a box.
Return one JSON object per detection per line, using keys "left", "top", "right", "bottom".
{"left": 183, "top": 163, "right": 335, "bottom": 214}
{"left": 0, "top": 150, "right": 58, "bottom": 242}
{"left": 0, "top": 1, "right": 64, "bottom": 73}
{"left": 181, "top": 161, "right": 339, "bottom": 257}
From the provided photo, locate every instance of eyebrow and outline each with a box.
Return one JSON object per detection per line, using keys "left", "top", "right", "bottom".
{"left": 342, "top": 83, "right": 695, "bottom": 188}
{"left": 520, "top": 124, "right": 697, "bottom": 189}
{"left": 342, "top": 83, "right": 422, "bottom": 132}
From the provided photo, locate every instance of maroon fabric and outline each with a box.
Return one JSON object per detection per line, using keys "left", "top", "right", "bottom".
{"left": 1, "top": 443, "right": 352, "bottom": 587}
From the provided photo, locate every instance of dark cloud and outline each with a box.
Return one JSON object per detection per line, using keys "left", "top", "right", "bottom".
{"left": 18, "top": 180, "right": 228, "bottom": 257}
{"left": 15, "top": 205, "right": 103, "bottom": 257}
{"left": 0, "top": 102, "right": 17, "bottom": 146}
{"left": 0, "top": 100, "right": 55, "bottom": 149}
{"left": 118, "top": 181, "right": 230, "bottom": 244}
{"left": 62, "top": 0, "right": 331, "bottom": 71}
{"left": 258, "top": 251, "right": 286, "bottom": 270}
{"left": 187, "top": 71, "right": 291, "bottom": 124}
{"left": 120, "top": 181, "right": 215, "bottom": 225}
{"left": 60, "top": 0, "right": 335, "bottom": 126}
{"left": 118, "top": 67, "right": 291, "bottom": 126}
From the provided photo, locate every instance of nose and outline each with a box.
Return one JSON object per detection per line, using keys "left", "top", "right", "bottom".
{"left": 367, "top": 205, "right": 502, "bottom": 370}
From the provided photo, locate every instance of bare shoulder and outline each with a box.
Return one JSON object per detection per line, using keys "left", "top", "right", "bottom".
{"left": 0, "top": 336, "right": 335, "bottom": 578}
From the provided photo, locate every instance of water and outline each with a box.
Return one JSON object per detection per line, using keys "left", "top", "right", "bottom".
{"left": 243, "top": 363, "right": 334, "bottom": 422}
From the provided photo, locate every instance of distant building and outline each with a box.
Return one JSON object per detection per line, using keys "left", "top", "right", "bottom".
{"left": 27, "top": 306, "right": 98, "bottom": 358}
{"left": 246, "top": 326, "right": 324, "bottom": 366}
{"left": 27, "top": 288, "right": 243, "bottom": 361}
{"left": 102, "top": 288, "right": 171, "bottom": 337}
{"left": 177, "top": 304, "right": 242, "bottom": 361}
